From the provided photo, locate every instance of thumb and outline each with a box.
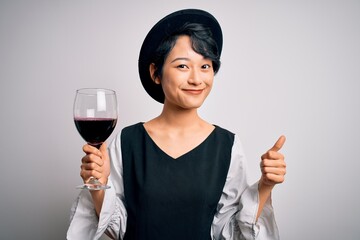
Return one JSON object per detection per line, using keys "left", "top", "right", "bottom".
{"left": 269, "top": 135, "right": 286, "bottom": 152}
{"left": 99, "top": 142, "right": 108, "bottom": 156}
{"left": 99, "top": 142, "right": 110, "bottom": 170}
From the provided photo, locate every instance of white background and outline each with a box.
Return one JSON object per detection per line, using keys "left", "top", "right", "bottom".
{"left": 0, "top": 0, "right": 359, "bottom": 239}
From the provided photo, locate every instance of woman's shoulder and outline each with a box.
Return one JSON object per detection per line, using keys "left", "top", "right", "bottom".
{"left": 213, "top": 124, "right": 235, "bottom": 137}
{"left": 122, "top": 122, "right": 143, "bottom": 130}
{"left": 121, "top": 122, "right": 144, "bottom": 136}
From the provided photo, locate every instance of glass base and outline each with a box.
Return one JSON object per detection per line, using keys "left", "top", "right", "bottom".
{"left": 76, "top": 177, "right": 110, "bottom": 190}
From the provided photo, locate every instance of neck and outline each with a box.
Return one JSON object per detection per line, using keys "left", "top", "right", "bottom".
{"left": 157, "top": 102, "right": 203, "bottom": 129}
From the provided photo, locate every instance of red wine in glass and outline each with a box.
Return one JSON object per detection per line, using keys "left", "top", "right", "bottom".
{"left": 74, "top": 117, "right": 117, "bottom": 149}
{"left": 73, "top": 88, "right": 118, "bottom": 190}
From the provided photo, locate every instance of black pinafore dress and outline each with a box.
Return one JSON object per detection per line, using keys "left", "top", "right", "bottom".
{"left": 120, "top": 123, "right": 234, "bottom": 240}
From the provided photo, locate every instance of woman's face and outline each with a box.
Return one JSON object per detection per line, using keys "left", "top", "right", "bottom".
{"left": 156, "top": 35, "right": 215, "bottom": 110}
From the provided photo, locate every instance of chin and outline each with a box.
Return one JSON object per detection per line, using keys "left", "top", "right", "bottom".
{"left": 181, "top": 101, "right": 205, "bottom": 109}
{"left": 165, "top": 96, "right": 207, "bottom": 109}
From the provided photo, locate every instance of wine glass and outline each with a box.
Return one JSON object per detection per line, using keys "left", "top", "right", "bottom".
{"left": 73, "top": 88, "right": 118, "bottom": 190}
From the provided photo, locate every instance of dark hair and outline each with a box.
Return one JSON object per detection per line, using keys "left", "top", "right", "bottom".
{"left": 151, "top": 22, "right": 221, "bottom": 80}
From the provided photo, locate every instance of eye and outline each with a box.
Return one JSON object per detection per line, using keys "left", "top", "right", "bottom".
{"left": 202, "top": 64, "right": 212, "bottom": 69}
{"left": 177, "top": 64, "right": 188, "bottom": 69}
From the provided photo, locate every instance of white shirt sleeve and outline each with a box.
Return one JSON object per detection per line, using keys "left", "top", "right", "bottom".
{"left": 66, "top": 133, "right": 127, "bottom": 240}
{"left": 211, "top": 134, "right": 280, "bottom": 240}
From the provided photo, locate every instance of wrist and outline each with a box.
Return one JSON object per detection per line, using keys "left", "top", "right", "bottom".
{"left": 99, "top": 176, "right": 108, "bottom": 185}
{"left": 259, "top": 177, "right": 275, "bottom": 190}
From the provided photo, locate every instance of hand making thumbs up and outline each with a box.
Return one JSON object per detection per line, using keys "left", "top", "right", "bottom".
{"left": 260, "top": 135, "right": 287, "bottom": 186}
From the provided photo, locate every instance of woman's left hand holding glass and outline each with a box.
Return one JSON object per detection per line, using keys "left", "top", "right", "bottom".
{"left": 81, "top": 143, "right": 110, "bottom": 186}
{"left": 81, "top": 143, "right": 110, "bottom": 216}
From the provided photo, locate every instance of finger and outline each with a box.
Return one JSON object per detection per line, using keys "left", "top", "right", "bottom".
{"left": 264, "top": 173, "right": 285, "bottom": 184}
{"left": 83, "top": 144, "right": 103, "bottom": 157}
{"left": 261, "top": 150, "right": 284, "bottom": 161}
{"left": 81, "top": 162, "right": 103, "bottom": 172}
{"left": 261, "top": 158, "right": 286, "bottom": 168}
{"left": 269, "top": 135, "right": 286, "bottom": 152}
{"left": 99, "top": 142, "right": 110, "bottom": 167}
{"left": 80, "top": 169, "right": 102, "bottom": 182}
{"left": 99, "top": 142, "right": 107, "bottom": 154}
{"left": 261, "top": 166, "right": 286, "bottom": 176}
{"left": 81, "top": 154, "right": 104, "bottom": 167}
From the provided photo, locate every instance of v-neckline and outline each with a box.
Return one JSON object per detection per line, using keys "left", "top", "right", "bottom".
{"left": 140, "top": 123, "right": 217, "bottom": 160}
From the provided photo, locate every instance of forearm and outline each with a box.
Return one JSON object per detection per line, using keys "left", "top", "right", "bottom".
{"left": 90, "top": 190, "right": 105, "bottom": 217}
{"left": 256, "top": 180, "right": 274, "bottom": 221}
{"left": 257, "top": 135, "right": 286, "bottom": 221}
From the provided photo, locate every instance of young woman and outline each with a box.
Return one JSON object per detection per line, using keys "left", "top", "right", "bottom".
{"left": 67, "top": 9, "right": 286, "bottom": 240}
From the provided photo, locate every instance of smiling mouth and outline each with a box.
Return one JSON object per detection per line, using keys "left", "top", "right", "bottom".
{"left": 183, "top": 89, "right": 204, "bottom": 95}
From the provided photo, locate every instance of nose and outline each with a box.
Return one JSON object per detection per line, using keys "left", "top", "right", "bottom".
{"left": 188, "top": 69, "right": 202, "bottom": 85}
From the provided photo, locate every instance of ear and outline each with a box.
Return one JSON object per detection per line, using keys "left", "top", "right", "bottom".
{"left": 149, "top": 63, "right": 161, "bottom": 84}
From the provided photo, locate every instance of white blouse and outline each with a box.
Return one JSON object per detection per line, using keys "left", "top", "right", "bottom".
{"left": 66, "top": 133, "right": 279, "bottom": 240}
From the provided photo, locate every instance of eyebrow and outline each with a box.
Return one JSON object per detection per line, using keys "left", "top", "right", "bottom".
{"left": 170, "top": 57, "right": 190, "bottom": 63}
